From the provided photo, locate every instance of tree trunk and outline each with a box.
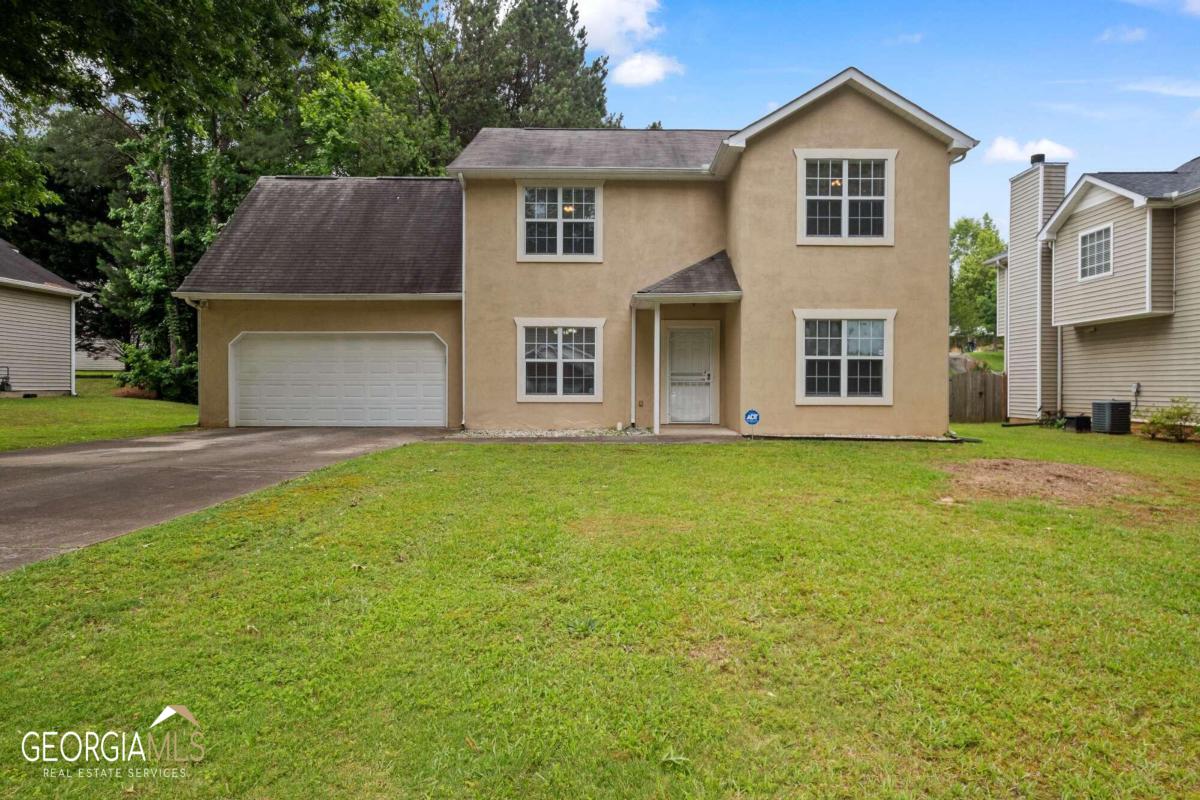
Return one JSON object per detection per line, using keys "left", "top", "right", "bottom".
{"left": 158, "top": 111, "right": 182, "bottom": 366}
{"left": 208, "top": 112, "right": 223, "bottom": 229}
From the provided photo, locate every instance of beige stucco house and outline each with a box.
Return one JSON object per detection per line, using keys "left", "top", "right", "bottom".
{"left": 0, "top": 237, "right": 85, "bottom": 396}
{"left": 176, "top": 68, "right": 978, "bottom": 436}
{"left": 997, "top": 154, "right": 1200, "bottom": 420}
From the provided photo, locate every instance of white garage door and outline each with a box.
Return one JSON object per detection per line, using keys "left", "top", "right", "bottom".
{"left": 232, "top": 333, "right": 446, "bottom": 427}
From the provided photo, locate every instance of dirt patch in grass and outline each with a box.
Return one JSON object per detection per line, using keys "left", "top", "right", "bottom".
{"left": 111, "top": 385, "right": 158, "bottom": 399}
{"left": 686, "top": 637, "right": 739, "bottom": 671}
{"left": 942, "top": 458, "right": 1157, "bottom": 506}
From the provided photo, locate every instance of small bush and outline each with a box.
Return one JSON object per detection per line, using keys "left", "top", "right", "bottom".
{"left": 1142, "top": 397, "right": 1197, "bottom": 442}
{"left": 116, "top": 345, "right": 198, "bottom": 404}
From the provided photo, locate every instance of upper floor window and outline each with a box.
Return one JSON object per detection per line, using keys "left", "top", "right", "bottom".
{"left": 794, "top": 149, "right": 896, "bottom": 246}
{"left": 517, "top": 184, "right": 603, "bottom": 262}
{"left": 1078, "top": 224, "right": 1112, "bottom": 280}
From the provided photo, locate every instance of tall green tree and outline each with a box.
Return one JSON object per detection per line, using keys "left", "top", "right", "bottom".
{"left": 949, "top": 214, "right": 1006, "bottom": 337}
{"left": 421, "top": 0, "right": 619, "bottom": 148}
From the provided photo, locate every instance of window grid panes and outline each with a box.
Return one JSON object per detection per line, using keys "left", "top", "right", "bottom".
{"left": 803, "top": 318, "right": 885, "bottom": 398}
{"left": 804, "top": 158, "right": 887, "bottom": 239}
{"left": 1079, "top": 227, "right": 1112, "bottom": 279}
{"left": 523, "top": 187, "right": 596, "bottom": 256}
{"left": 522, "top": 325, "right": 597, "bottom": 397}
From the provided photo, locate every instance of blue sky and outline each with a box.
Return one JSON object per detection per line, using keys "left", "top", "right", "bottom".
{"left": 575, "top": 0, "right": 1200, "bottom": 238}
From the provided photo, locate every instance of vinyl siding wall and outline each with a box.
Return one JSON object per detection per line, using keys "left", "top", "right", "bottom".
{"left": 0, "top": 285, "right": 74, "bottom": 392}
{"left": 1052, "top": 196, "right": 1148, "bottom": 325}
{"left": 1006, "top": 164, "right": 1064, "bottom": 418}
{"left": 1060, "top": 202, "right": 1200, "bottom": 415}
{"left": 995, "top": 265, "right": 1007, "bottom": 341}
{"left": 1150, "top": 208, "right": 1175, "bottom": 313}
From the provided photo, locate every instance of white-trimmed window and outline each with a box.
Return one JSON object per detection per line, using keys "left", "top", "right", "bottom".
{"left": 517, "top": 184, "right": 603, "bottom": 262}
{"left": 794, "top": 149, "right": 896, "bottom": 246}
{"left": 515, "top": 318, "right": 605, "bottom": 402}
{"left": 1078, "top": 223, "right": 1112, "bottom": 280}
{"left": 794, "top": 309, "right": 895, "bottom": 405}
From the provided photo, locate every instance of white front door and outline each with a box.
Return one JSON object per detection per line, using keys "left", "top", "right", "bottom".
{"left": 667, "top": 328, "right": 713, "bottom": 423}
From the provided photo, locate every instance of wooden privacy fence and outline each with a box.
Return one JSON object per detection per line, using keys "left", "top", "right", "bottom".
{"left": 949, "top": 370, "right": 1007, "bottom": 423}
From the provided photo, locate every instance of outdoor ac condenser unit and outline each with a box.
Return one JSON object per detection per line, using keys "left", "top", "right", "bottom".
{"left": 1091, "top": 400, "right": 1131, "bottom": 435}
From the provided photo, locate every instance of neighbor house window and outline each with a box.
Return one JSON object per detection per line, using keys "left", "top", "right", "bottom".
{"left": 517, "top": 185, "right": 602, "bottom": 261}
{"left": 515, "top": 318, "right": 605, "bottom": 402}
{"left": 794, "top": 149, "right": 896, "bottom": 246}
{"left": 1078, "top": 224, "right": 1112, "bottom": 280}
{"left": 794, "top": 309, "right": 895, "bottom": 405}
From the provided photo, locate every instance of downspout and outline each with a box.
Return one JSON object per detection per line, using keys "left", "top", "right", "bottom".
{"left": 458, "top": 173, "right": 467, "bottom": 429}
{"left": 70, "top": 296, "right": 79, "bottom": 396}
{"left": 629, "top": 303, "right": 637, "bottom": 427}
{"left": 1056, "top": 325, "right": 1062, "bottom": 415}
{"left": 652, "top": 303, "right": 661, "bottom": 435}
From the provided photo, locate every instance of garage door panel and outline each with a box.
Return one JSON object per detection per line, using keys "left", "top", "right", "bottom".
{"left": 233, "top": 333, "right": 447, "bottom": 427}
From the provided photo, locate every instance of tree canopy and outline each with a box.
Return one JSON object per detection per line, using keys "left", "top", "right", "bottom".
{"left": 949, "top": 214, "right": 1006, "bottom": 338}
{"left": 0, "top": 0, "right": 618, "bottom": 396}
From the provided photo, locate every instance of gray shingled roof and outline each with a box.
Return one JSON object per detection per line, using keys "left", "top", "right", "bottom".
{"left": 0, "top": 237, "right": 79, "bottom": 292}
{"left": 178, "top": 177, "right": 461, "bottom": 294}
{"left": 1092, "top": 156, "right": 1200, "bottom": 199}
{"left": 449, "top": 128, "right": 734, "bottom": 172}
{"left": 638, "top": 251, "right": 741, "bottom": 295}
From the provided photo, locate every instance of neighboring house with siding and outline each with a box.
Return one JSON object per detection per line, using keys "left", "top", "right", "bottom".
{"left": 176, "top": 68, "right": 978, "bottom": 436}
{"left": 998, "top": 154, "right": 1200, "bottom": 420}
{"left": 76, "top": 341, "right": 127, "bottom": 372}
{"left": 0, "top": 237, "right": 85, "bottom": 395}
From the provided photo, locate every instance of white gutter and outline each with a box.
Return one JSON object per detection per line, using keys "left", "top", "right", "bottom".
{"left": 633, "top": 291, "right": 742, "bottom": 306}
{"left": 172, "top": 291, "right": 462, "bottom": 301}
{"left": 0, "top": 276, "right": 86, "bottom": 298}
{"left": 451, "top": 167, "right": 719, "bottom": 181}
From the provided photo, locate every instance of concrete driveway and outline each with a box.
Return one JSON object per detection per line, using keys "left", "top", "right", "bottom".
{"left": 0, "top": 428, "right": 437, "bottom": 572}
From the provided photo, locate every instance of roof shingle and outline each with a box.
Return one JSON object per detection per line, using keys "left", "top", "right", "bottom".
{"left": 0, "top": 237, "right": 78, "bottom": 292}
{"left": 178, "top": 177, "right": 461, "bottom": 295}
{"left": 638, "top": 251, "right": 741, "bottom": 295}
{"left": 449, "top": 128, "right": 733, "bottom": 172}
{"left": 1092, "top": 155, "right": 1200, "bottom": 199}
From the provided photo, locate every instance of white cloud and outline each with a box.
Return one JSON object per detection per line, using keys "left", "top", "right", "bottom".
{"left": 574, "top": 0, "right": 663, "bottom": 56}
{"left": 1186, "top": 0, "right": 1200, "bottom": 15}
{"left": 884, "top": 32, "right": 925, "bottom": 45}
{"left": 573, "top": 0, "right": 685, "bottom": 88}
{"left": 765, "top": 100, "right": 780, "bottom": 112}
{"left": 1096, "top": 25, "right": 1147, "bottom": 42}
{"left": 611, "top": 52, "right": 685, "bottom": 87}
{"left": 1121, "top": 77, "right": 1200, "bottom": 97}
{"left": 984, "top": 136, "right": 1076, "bottom": 163}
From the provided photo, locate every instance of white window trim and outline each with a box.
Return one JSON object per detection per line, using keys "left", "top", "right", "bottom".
{"left": 516, "top": 182, "right": 604, "bottom": 263}
{"left": 794, "top": 148, "right": 896, "bottom": 247}
{"left": 514, "top": 317, "right": 605, "bottom": 403}
{"left": 1077, "top": 222, "right": 1114, "bottom": 283}
{"left": 793, "top": 308, "right": 896, "bottom": 406}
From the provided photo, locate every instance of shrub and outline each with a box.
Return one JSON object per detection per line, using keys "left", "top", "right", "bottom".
{"left": 116, "top": 345, "right": 198, "bottom": 404}
{"left": 1142, "top": 397, "right": 1197, "bottom": 442}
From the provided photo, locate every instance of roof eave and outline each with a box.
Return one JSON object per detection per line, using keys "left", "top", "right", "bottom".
{"left": 723, "top": 67, "right": 978, "bottom": 154}
{"left": 173, "top": 291, "right": 462, "bottom": 301}
{"left": 1040, "top": 175, "right": 1149, "bottom": 241}
{"left": 0, "top": 275, "right": 86, "bottom": 298}
{"left": 452, "top": 166, "right": 719, "bottom": 181}
{"left": 633, "top": 290, "right": 742, "bottom": 306}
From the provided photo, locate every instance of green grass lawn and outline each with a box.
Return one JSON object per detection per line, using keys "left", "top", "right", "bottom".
{"left": 0, "top": 376, "right": 196, "bottom": 451}
{"left": 1, "top": 426, "right": 1197, "bottom": 797}
{"left": 966, "top": 349, "right": 1005, "bottom": 372}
